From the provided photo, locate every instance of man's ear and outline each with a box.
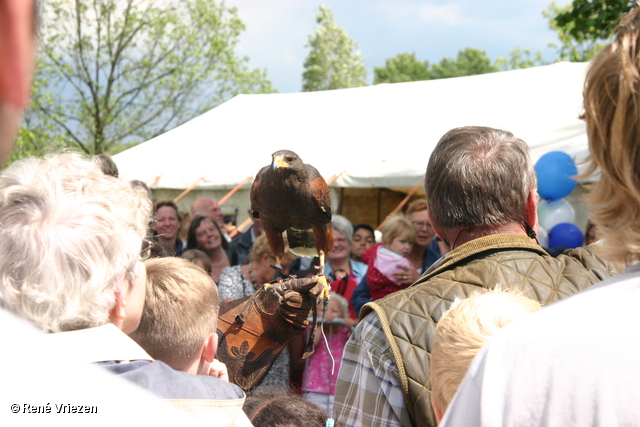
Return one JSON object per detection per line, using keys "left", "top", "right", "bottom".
{"left": 427, "top": 208, "right": 446, "bottom": 241}
{"left": 108, "top": 271, "right": 129, "bottom": 330}
{"left": 526, "top": 189, "right": 539, "bottom": 235}
{"left": 109, "top": 285, "right": 126, "bottom": 328}
{"left": 202, "top": 332, "right": 218, "bottom": 363}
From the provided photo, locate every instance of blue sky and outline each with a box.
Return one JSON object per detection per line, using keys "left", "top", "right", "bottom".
{"left": 226, "top": 0, "right": 570, "bottom": 93}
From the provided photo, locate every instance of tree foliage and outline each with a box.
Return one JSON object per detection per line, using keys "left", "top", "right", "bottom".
{"left": 543, "top": 0, "right": 634, "bottom": 61}
{"left": 29, "top": 0, "right": 274, "bottom": 155}
{"left": 430, "top": 48, "right": 499, "bottom": 79}
{"left": 302, "top": 5, "right": 367, "bottom": 92}
{"left": 495, "top": 47, "right": 547, "bottom": 71}
{"left": 374, "top": 48, "right": 500, "bottom": 84}
{"left": 374, "top": 53, "right": 430, "bottom": 84}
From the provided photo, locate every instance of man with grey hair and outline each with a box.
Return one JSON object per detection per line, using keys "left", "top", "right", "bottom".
{"left": 442, "top": 10, "right": 640, "bottom": 425}
{"left": 0, "top": 153, "right": 250, "bottom": 424}
{"left": 334, "top": 126, "right": 622, "bottom": 427}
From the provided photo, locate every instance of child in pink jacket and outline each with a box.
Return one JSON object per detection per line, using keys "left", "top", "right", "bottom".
{"left": 361, "top": 215, "right": 417, "bottom": 300}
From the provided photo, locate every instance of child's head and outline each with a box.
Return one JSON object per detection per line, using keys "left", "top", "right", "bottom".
{"left": 431, "top": 289, "right": 541, "bottom": 421}
{"left": 181, "top": 249, "right": 212, "bottom": 274}
{"left": 129, "top": 257, "right": 220, "bottom": 375}
{"left": 318, "top": 292, "right": 349, "bottom": 322}
{"left": 244, "top": 389, "right": 338, "bottom": 427}
{"left": 382, "top": 215, "right": 416, "bottom": 256}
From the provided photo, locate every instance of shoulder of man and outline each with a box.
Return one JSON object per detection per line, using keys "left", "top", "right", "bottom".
{"left": 555, "top": 243, "right": 624, "bottom": 281}
{"left": 103, "top": 360, "right": 245, "bottom": 400}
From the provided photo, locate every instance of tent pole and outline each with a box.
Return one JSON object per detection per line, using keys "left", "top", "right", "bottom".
{"left": 148, "top": 176, "right": 161, "bottom": 189}
{"left": 230, "top": 217, "right": 252, "bottom": 238}
{"left": 173, "top": 177, "right": 205, "bottom": 203}
{"left": 376, "top": 179, "right": 424, "bottom": 230}
{"left": 219, "top": 176, "right": 253, "bottom": 206}
{"left": 326, "top": 171, "right": 344, "bottom": 186}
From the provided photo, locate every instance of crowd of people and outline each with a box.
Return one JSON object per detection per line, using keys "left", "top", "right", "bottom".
{"left": 2, "top": 2, "right": 640, "bottom": 426}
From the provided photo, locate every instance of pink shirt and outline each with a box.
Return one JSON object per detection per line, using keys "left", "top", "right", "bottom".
{"left": 302, "top": 326, "right": 350, "bottom": 394}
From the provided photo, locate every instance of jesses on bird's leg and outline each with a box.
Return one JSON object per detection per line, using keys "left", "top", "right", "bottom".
{"left": 269, "top": 260, "right": 295, "bottom": 281}
{"left": 315, "top": 251, "right": 330, "bottom": 299}
{"left": 266, "top": 257, "right": 283, "bottom": 284}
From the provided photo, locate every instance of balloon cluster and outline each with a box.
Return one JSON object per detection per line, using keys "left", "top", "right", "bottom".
{"left": 535, "top": 151, "right": 583, "bottom": 249}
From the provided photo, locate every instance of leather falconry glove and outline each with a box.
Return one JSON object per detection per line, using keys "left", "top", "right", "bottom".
{"left": 216, "top": 276, "right": 324, "bottom": 392}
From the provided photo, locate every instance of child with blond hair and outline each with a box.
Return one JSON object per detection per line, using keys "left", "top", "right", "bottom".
{"left": 302, "top": 292, "right": 352, "bottom": 416}
{"left": 430, "top": 289, "right": 541, "bottom": 422}
{"left": 361, "top": 215, "right": 417, "bottom": 300}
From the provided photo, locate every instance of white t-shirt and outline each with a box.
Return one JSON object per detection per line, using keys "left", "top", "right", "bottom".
{"left": 441, "top": 264, "right": 640, "bottom": 427}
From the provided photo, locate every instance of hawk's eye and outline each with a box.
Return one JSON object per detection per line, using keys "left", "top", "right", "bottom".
{"left": 286, "top": 157, "right": 294, "bottom": 163}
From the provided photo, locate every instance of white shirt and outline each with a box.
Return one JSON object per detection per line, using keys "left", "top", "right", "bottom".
{"left": 441, "top": 264, "right": 640, "bottom": 427}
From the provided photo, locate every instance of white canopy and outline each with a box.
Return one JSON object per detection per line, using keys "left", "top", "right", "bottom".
{"left": 114, "top": 61, "right": 590, "bottom": 191}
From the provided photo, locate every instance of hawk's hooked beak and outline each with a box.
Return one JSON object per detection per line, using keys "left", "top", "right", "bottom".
{"left": 273, "top": 155, "right": 290, "bottom": 170}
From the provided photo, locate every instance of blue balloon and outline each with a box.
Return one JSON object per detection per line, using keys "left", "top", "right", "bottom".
{"left": 548, "top": 222, "right": 584, "bottom": 249}
{"left": 535, "top": 151, "right": 578, "bottom": 201}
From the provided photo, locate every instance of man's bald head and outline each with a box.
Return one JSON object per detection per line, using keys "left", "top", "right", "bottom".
{"left": 190, "top": 197, "right": 223, "bottom": 227}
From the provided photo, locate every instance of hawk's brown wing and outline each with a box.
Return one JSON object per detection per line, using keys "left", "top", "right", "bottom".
{"left": 305, "top": 164, "right": 331, "bottom": 220}
{"left": 250, "top": 165, "right": 268, "bottom": 219}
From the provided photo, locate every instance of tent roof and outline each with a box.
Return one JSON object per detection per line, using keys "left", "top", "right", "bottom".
{"left": 114, "top": 62, "right": 590, "bottom": 191}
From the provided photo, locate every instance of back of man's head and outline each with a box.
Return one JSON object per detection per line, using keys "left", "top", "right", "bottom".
{"left": 431, "top": 289, "right": 541, "bottom": 419}
{"left": 0, "top": 154, "right": 152, "bottom": 332}
{"left": 425, "top": 126, "right": 537, "bottom": 234}
{"left": 130, "top": 257, "right": 219, "bottom": 373}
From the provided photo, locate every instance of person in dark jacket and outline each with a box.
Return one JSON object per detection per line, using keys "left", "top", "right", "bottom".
{"left": 228, "top": 213, "right": 264, "bottom": 266}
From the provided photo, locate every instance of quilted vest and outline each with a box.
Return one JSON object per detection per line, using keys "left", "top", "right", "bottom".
{"left": 360, "top": 233, "right": 622, "bottom": 427}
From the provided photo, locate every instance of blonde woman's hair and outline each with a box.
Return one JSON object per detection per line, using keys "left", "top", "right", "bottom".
{"left": 431, "top": 289, "right": 541, "bottom": 415}
{"left": 249, "top": 233, "right": 292, "bottom": 262}
{"left": 381, "top": 215, "right": 416, "bottom": 246}
{"left": 406, "top": 198, "right": 428, "bottom": 216}
{"left": 130, "top": 257, "right": 219, "bottom": 372}
{"left": 0, "top": 153, "right": 152, "bottom": 332}
{"left": 582, "top": 7, "right": 640, "bottom": 264}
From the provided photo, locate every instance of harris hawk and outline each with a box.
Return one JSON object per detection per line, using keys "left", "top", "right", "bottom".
{"left": 250, "top": 150, "right": 334, "bottom": 289}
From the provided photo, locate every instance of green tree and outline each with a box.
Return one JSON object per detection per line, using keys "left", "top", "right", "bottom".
{"left": 28, "top": 0, "right": 274, "bottom": 156}
{"left": 543, "top": 0, "right": 633, "bottom": 61}
{"left": 495, "top": 47, "right": 547, "bottom": 71}
{"left": 374, "top": 52, "right": 431, "bottom": 84}
{"left": 430, "top": 48, "right": 499, "bottom": 79}
{"left": 302, "top": 5, "right": 367, "bottom": 92}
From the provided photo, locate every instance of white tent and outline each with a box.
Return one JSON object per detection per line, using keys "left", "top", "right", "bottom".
{"left": 114, "top": 61, "right": 590, "bottom": 194}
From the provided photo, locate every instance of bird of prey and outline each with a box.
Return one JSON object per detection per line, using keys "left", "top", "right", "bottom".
{"left": 250, "top": 150, "right": 334, "bottom": 280}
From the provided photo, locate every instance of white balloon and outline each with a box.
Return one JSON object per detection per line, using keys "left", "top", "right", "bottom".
{"left": 537, "top": 225, "right": 549, "bottom": 248}
{"left": 538, "top": 199, "right": 576, "bottom": 231}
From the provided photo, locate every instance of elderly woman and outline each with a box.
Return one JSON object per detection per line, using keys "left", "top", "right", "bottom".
{"left": 401, "top": 199, "right": 450, "bottom": 284}
{"left": 321, "top": 215, "right": 368, "bottom": 321}
{"left": 153, "top": 201, "right": 185, "bottom": 256}
{"left": 218, "top": 234, "right": 296, "bottom": 390}
{"left": 186, "top": 216, "right": 230, "bottom": 283}
{"left": 325, "top": 215, "right": 368, "bottom": 284}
